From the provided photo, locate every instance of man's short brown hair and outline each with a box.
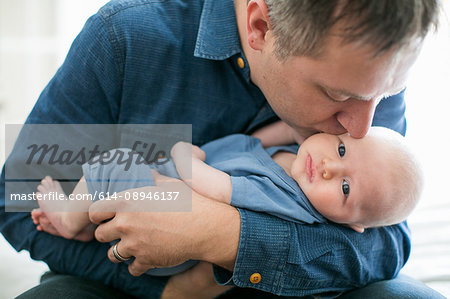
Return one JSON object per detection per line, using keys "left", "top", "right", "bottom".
{"left": 264, "top": 0, "right": 440, "bottom": 59}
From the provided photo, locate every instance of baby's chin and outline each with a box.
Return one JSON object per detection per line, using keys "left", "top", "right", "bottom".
{"left": 290, "top": 160, "right": 304, "bottom": 184}
{"left": 291, "top": 151, "right": 305, "bottom": 175}
{"left": 294, "top": 174, "right": 310, "bottom": 197}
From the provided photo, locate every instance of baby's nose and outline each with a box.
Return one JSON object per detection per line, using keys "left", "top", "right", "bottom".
{"left": 322, "top": 158, "right": 344, "bottom": 179}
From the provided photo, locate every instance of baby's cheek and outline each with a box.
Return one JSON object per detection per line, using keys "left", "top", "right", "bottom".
{"left": 309, "top": 190, "right": 337, "bottom": 215}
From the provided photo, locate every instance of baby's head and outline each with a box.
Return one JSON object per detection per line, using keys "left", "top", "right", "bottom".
{"left": 291, "top": 126, "right": 423, "bottom": 233}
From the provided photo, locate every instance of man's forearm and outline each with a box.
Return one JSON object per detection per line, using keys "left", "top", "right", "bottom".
{"left": 190, "top": 195, "right": 240, "bottom": 270}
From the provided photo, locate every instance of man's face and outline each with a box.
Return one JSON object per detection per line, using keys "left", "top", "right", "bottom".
{"left": 249, "top": 30, "right": 420, "bottom": 139}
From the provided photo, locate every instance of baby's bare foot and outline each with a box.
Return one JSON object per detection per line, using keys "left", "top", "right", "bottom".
{"left": 35, "top": 176, "right": 77, "bottom": 239}
{"left": 37, "top": 176, "right": 67, "bottom": 202}
{"left": 31, "top": 208, "right": 63, "bottom": 237}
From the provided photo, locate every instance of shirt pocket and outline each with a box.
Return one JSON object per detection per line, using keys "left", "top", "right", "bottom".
{"left": 287, "top": 234, "right": 332, "bottom": 265}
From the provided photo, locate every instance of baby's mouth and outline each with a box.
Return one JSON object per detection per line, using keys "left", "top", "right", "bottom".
{"left": 306, "top": 154, "right": 315, "bottom": 183}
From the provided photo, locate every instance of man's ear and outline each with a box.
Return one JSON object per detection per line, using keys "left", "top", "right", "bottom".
{"left": 246, "top": 0, "right": 270, "bottom": 51}
{"left": 348, "top": 224, "right": 365, "bottom": 233}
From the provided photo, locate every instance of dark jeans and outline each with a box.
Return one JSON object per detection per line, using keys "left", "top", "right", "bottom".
{"left": 17, "top": 271, "right": 445, "bottom": 299}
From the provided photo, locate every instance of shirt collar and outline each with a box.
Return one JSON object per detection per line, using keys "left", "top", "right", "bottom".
{"left": 194, "top": 0, "right": 242, "bottom": 60}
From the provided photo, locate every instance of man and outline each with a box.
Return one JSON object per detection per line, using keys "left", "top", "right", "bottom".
{"left": 0, "top": 0, "right": 443, "bottom": 298}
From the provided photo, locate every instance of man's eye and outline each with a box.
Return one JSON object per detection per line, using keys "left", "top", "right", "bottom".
{"left": 342, "top": 180, "right": 350, "bottom": 197}
{"left": 325, "top": 90, "right": 349, "bottom": 102}
{"left": 338, "top": 143, "right": 346, "bottom": 157}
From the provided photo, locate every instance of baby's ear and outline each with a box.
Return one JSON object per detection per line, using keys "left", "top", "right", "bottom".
{"left": 348, "top": 224, "right": 365, "bottom": 233}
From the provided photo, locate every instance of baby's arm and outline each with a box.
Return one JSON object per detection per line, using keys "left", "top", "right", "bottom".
{"left": 171, "top": 142, "right": 232, "bottom": 204}
{"left": 252, "top": 121, "right": 306, "bottom": 147}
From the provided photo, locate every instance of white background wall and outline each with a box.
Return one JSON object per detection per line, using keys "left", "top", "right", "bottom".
{"left": 0, "top": 0, "right": 449, "bottom": 298}
{"left": 400, "top": 2, "right": 450, "bottom": 295}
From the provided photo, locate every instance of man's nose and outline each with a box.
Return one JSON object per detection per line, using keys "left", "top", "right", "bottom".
{"left": 321, "top": 158, "right": 344, "bottom": 180}
{"left": 336, "top": 99, "right": 378, "bottom": 139}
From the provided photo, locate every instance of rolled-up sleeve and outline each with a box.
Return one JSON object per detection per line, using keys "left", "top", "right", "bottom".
{"left": 214, "top": 210, "right": 410, "bottom": 297}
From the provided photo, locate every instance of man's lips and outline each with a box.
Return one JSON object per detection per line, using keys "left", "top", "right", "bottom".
{"left": 305, "top": 154, "right": 315, "bottom": 183}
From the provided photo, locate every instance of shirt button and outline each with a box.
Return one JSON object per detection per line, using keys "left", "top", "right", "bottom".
{"left": 249, "top": 273, "right": 261, "bottom": 284}
{"left": 237, "top": 57, "right": 245, "bottom": 69}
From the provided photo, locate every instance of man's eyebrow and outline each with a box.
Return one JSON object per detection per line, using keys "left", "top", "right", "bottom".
{"left": 320, "top": 83, "right": 373, "bottom": 101}
{"left": 320, "top": 82, "right": 406, "bottom": 102}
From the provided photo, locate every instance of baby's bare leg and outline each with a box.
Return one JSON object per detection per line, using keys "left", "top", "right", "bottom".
{"left": 33, "top": 176, "right": 93, "bottom": 239}
{"left": 171, "top": 142, "right": 232, "bottom": 203}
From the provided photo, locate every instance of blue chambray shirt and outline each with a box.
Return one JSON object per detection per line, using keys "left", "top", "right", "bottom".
{"left": 201, "top": 134, "right": 326, "bottom": 224}
{"left": 0, "top": 0, "right": 411, "bottom": 298}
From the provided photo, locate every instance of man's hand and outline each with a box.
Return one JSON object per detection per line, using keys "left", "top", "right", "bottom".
{"left": 88, "top": 172, "right": 240, "bottom": 276}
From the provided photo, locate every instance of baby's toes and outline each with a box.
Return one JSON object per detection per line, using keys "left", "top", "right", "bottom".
{"left": 37, "top": 185, "right": 47, "bottom": 193}
{"left": 42, "top": 176, "right": 54, "bottom": 186}
{"left": 31, "top": 213, "right": 38, "bottom": 224}
{"left": 31, "top": 208, "right": 39, "bottom": 218}
{"left": 48, "top": 179, "right": 61, "bottom": 190}
{"left": 31, "top": 208, "right": 42, "bottom": 217}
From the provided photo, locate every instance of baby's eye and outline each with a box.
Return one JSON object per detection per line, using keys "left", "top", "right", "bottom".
{"left": 342, "top": 180, "right": 350, "bottom": 197}
{"left": 338, "top": 142, "right": 346, "bottom": 157}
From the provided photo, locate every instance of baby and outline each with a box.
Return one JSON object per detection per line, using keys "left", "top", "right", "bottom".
{"left": 31, "top": 126, "right": 422, "bottom": 272}
{"left": 173, "top": 125, "right": 422, "bottom": 233}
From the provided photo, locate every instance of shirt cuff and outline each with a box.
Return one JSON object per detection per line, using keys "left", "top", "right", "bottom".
{"left": 213, "top": 208, "right": 291, "bottom": 294}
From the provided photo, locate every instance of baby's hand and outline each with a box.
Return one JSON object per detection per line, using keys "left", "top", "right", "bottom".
{"left": 171, "top": 141, "right": 207, "bottom": 189}
{"left": 191, "top": 144, "right": 205, "bottom": 161}
{"left": 171, "top": 141, "right": 205, "bottom": 161}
